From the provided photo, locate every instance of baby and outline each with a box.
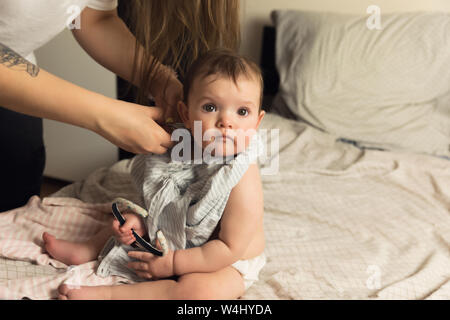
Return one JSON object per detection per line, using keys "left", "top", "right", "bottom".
{"left": 42, "top": 48, "right": 266, "bottom": 300}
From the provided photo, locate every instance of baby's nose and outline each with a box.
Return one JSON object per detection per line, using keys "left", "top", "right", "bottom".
{"left": 218, "top": 121, "right": 232, "bottom": 129}
{"left": 217, "top": 114, "right": 233, "bottom": 129}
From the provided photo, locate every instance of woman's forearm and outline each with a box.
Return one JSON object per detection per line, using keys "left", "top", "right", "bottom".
{"left": 71, "top": 8, "right": 138, "bottom": 85}
{"left": 0, "top": 58, "right": 113, "bottom": 132}
{"left": 0, "top": 41, "right": 175, "bottom": 155}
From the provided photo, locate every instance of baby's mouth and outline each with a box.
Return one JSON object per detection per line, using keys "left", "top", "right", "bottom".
{"left": 214, "top": 135, "right": 234, "bottom": 143}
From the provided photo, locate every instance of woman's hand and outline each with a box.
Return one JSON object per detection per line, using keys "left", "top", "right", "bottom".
{"left": 127, "top": 241, "right": 175, "bottom": 280}
{"left": 95, "top": 100, "right": 175, "bottom": 154}
{"left": 112, "top": 213, "right": 146, "bottom": 245}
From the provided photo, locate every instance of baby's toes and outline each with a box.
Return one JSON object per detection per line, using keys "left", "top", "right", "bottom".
{"left": 58, "top": 294, "right": 68, "bottom": 300}
{"left": 58, "top": 283, "right": 70, "bottom": 296}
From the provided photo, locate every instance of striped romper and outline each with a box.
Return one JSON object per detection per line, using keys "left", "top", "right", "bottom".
{"left": 96, "top": 134, "right": 266, "bottom": 290}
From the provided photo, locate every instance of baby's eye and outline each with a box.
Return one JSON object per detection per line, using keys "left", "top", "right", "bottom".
{"left": 237, "top": 108, "right": 249, "bottom": 116}
{"left": 202, "top": 104, "right": 217, "bottom": 112}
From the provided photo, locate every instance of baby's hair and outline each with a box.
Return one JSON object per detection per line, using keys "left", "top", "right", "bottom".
{"left": 183, "top": 48, "right": 264, "bottom": 109}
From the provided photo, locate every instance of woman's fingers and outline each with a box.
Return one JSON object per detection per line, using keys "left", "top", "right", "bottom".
{"left": 137, "top": 106, "right": 174, "bottom": 154}
{"left": 149, "top": 113, "right": 175, "bottom": 150}
{"left": 98, "top": 101, "right": 176, "bottom": 155}
{"left": 146, "top": 106, "right": 165, "bottom": 122}
{"left": 153, "top": 144, "right": 169, "bottom": 155}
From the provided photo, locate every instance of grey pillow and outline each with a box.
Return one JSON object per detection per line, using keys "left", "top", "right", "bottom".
{"left": 272, "top": 10, "right": 450, "bottom": 157}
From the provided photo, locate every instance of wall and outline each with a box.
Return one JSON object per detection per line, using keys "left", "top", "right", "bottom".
{"left": 240, "top": 0, "right": 450, "bottom": 63}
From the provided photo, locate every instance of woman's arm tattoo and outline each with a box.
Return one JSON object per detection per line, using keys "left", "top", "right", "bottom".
{"left": 0, "top": 42, "right": 40, "bottom": 77}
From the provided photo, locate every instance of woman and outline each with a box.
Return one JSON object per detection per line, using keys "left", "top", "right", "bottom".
{"left": 0, "top": 0, "right": 240, "bottom": 211}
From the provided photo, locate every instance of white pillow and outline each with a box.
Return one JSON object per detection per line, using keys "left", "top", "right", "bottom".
{"left": 271, "top": 10, "right": 450, "bottom": 157}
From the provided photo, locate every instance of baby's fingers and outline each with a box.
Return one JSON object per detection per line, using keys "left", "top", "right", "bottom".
{"left": 120, "top": 219, "right": 135, "bottom": 234}
{"left": 134, "top": 271, "right": 153, "bottom": 280}
{"left": 112, "top": 220, "right": 122, "bottom": 236}
{"left": 120, "top": 235, "right": 135, "bottom": 245}
{"left": 128, "top": 261, "right": 149, "bottom": 272}
{"left": 112, "top": 220, "right": 129, "bottom": 238}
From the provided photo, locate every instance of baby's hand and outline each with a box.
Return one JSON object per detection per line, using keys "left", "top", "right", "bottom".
{"left": 112, "top": 213, "right": 146, "bottom": 246}
{"left": 127, "top": 240, "right": 175, "bottom": 280}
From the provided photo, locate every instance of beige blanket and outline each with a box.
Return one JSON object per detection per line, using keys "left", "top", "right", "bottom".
{"left": 1, "top": 113, "right": 449, "bottom": 299}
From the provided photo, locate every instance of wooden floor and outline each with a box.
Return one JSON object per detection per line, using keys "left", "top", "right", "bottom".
{"left": 40, "top": 177, "right": 71, "bottom": 197}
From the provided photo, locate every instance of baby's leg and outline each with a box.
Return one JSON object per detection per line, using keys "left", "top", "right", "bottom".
{"left": 58, "top": 265, "right": 245, "bottom": 300}
{"left": 43, "top": 225, "right": 113, "bottom": 266}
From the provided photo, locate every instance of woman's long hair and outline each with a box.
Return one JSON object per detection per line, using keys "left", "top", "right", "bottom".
{"left": 126, "top": 0, "right": 241, "bottom": 105}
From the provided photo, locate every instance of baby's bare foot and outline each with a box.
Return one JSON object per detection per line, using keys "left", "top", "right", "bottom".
{"left": 42, "top": 232, "right": 96, "bottom": 266}
{"left": 58, "top": 284, "right": 111, "bottom": 300}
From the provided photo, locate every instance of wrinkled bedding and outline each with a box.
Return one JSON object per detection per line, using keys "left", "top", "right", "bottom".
{"left": 1, "top": 113, "right": 449, "bottom": 299}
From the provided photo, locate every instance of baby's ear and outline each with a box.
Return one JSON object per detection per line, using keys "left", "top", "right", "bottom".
{"left": 255, "top": 110, "right": 266, "bottom": 129}
{"left": 177, "top": 101, "right": 190, "bottom": 129}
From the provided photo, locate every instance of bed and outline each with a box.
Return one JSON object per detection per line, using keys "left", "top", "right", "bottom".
{"left": 1, "top": 7, "right": 450, "bottom": 300}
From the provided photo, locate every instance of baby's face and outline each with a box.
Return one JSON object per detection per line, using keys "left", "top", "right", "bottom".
{"left": 178, "top": 74, "right": 265, "bottom": 157}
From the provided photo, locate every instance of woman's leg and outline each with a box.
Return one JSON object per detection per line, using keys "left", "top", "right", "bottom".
{"left": 43, "top": 225, "right": 113, "bottom": 266}
{"left": 0, "top": 107, "right": 45, "bottom": 212}
{"left": 58, "top": 265, "right": 245, "bottom": 300}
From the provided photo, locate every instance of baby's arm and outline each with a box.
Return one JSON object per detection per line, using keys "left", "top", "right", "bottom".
{"left": 173, "top": 164, "right": 264, "bottom": 275}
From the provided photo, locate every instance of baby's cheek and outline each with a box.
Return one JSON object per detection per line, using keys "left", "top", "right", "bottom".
{"left": 235, "top": 133, "right": 253, "bottom": 153}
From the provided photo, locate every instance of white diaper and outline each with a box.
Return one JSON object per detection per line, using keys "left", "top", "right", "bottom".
{"left": 231, "top": 253, "right": 267, "bottom": 290}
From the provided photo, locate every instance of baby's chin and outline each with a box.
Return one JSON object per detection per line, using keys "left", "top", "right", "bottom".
{"left": 202, "top": 137, "right": 249, "bottom": 158}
